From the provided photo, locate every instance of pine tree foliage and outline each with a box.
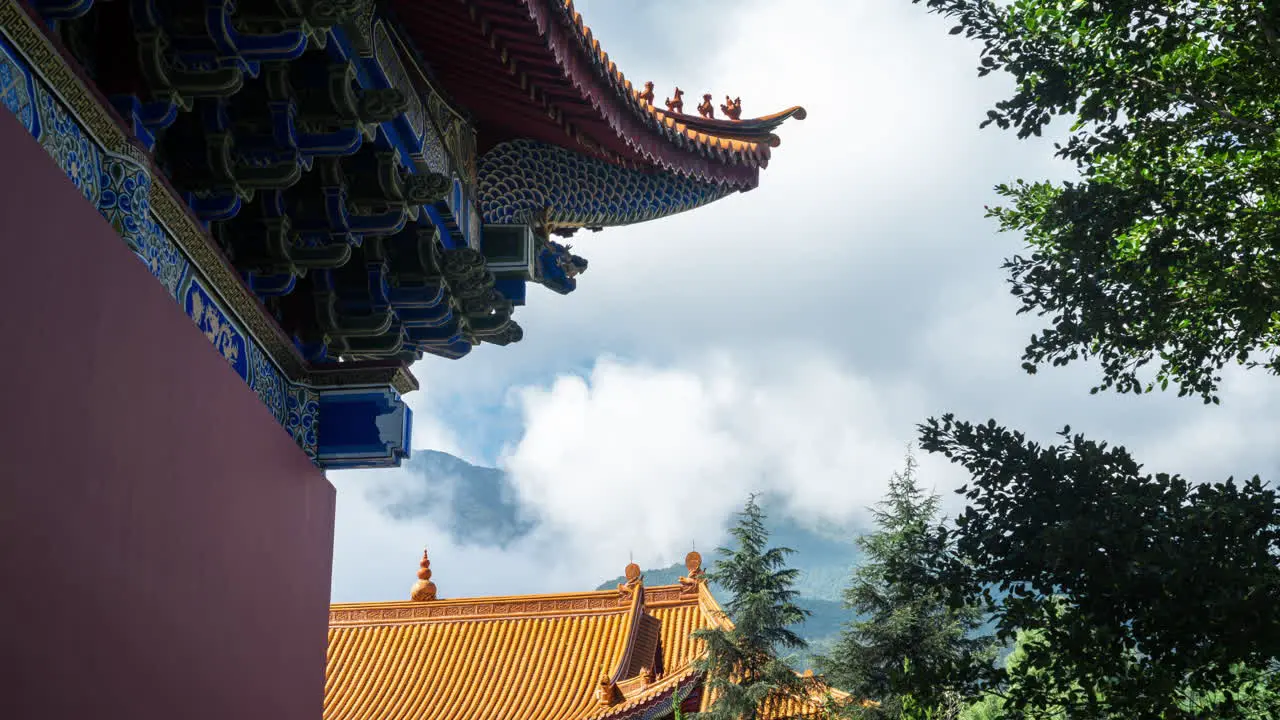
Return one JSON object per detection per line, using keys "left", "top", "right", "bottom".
{"left": 693, "top": 495, "right": 813, "bottom": 720}
{"left": 817, "top": 452, "right": 992, "bottom": 718}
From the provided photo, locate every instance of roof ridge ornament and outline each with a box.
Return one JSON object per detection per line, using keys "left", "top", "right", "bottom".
{"left": 664, "top": 87, "right": 684, "bottom": 114}
{"left": 678, "top": 551, "right": 705, "bottom": 596}
{"left": 618, "top": 560, "right": 644, "bottom": 602}
{"left": 697, "top": 93, "right": 715, "bottom": 119}
{"left": 652, "top": 104, "right": 807, "bottom": 148}
{"left": 720, "top": 95, "right": 742, "bottom": 121}
{"left": 595, "top": 671, "right": 621, "bottom": 706}
{"left": 409, "top": 548, "right": 438, "bottom": 602}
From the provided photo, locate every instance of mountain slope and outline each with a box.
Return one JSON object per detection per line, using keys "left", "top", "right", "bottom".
{"left": 371, "top": 450, "right": 534, "bottom": 547}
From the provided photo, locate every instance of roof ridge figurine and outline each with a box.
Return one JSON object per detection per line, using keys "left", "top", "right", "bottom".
{"left": 409, "top": 548, "right": 437, "bottom": 602}
{"left": 595, "top": 671, "right": 621, "bottom": 705}
{"left": 697, "top": 93, "right": 715, "bottom": 119}
{"left": 720, "top": 95, "right": 743, "bottom": 120}
{"left": 664, "top": 87, "right": 684, "bottom": 114}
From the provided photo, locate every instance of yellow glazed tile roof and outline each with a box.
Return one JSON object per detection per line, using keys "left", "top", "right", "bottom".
{"left": 326, "top": 587, "right": 645, "bottom": 720}
{"left": 326, "top": 554, "right": 848, "bottom": 720}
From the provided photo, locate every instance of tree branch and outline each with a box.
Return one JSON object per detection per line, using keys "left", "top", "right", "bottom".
{"left": 1258, "top": 10, "right": 1280, "bottom": 64}
{"left": 1133, "top": 76, "right": 1277, "bottom": 135}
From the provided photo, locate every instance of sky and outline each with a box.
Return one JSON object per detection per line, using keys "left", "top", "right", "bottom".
{"left": 328, "top": 0, "right": 1280, "bottom": 603}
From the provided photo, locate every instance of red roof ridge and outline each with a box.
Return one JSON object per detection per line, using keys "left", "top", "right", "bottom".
{"left": 524, "top": 0, "right": 765, "bottom": 181}
{"left": 552, "top": 0, "right": 805, "bottom": 153}
{"left": 655, "top": 106, "right": 810, "bottom": 148}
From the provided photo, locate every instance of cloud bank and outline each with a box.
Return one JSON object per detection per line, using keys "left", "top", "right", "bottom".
{"left": 333, "top": 354, "right": 950, "bottom": 601}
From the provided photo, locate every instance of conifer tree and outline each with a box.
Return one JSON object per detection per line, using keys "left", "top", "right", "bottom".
{"left": 818, "top": 452, "right": 992, "bottom": 719}
{"left": 694, "top": 495, "right": 812, "bottom": 720}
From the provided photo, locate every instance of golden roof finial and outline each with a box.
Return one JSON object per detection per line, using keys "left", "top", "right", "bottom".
{"left": 639, "top": 81, "right": 655, "bottom": 106}
{"left": 410, "top": 548, "right": 438, "bottom": 602}
{"left": 685, "top": 550, "right": 704, "bottom": 576}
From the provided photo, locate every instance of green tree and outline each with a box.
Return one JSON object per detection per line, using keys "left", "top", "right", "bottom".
{"left": 817, "top": 452, "right": 993, "bottom": 718}
{"left": 957, "top": 633, "right": 1280, "bottom": 719}
{"left": 903, "top": 1, "right": 1280, "bottom": 715}
{"left": 917, "top": 416, "right": 1280, "bottom": 718}
{"left": 694, "top": 495, "right": 813, "bottom": 720}
{"left": 1176, "top": 662, "right": 1280, "bottom": 718}
{"left": 955, "top": 629, "right": 1080, "bottom": 720}
{"left": 912, "top": 0, "right": 1280, "bottom": 403}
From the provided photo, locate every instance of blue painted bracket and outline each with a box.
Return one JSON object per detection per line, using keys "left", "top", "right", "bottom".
{"left": 315, "top": 386, "right": 412, "bottom": 469}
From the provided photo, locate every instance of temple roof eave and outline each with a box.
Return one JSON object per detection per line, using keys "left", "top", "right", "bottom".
{"left": 654, "top": 106, "right": 810, "bottom": 148}
{"left": 584, "top": 667, "right": 702, "bottom": 720}
{"left": 544, "top": 1, "right": 799, "bottom": 158}
{"left": 395, "top": 0, "right": 804, "bottom": 189}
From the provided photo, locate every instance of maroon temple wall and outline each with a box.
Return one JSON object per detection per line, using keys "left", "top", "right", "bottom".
{"left": 0, "top": 109, "right": 335, "bottom": 719}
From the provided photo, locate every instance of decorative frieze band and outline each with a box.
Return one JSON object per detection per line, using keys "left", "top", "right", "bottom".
{"left": 330, "top": 594, "right": 629, "bottom": 626}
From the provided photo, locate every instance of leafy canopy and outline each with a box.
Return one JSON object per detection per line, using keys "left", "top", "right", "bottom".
{"left": 818, "top": 452, "right": 993, "bottom": 718}
{"left": 694, "top": 495, "right": 813, "bottom": 720}
{"left": 915, "top": 0, "right": 1280, "bottom": 402}
{"left": 918, "top": 415, "right": 1280, "bottom": 718}
{"left": 958, "top": 632, "right": 1280, "bottom": 719}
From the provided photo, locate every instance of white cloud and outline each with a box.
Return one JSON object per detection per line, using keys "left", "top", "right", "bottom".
{"left": 333, "top": 345, "right": 1280, "bottom": 602}
{"left": 1130, "top": 367, "right": 1280, "bottom": 484}
{"left": 406, "top": 391, "right": 469, "bottom": 461}
{"left": 495, "top": 354, "right": 964, "bottom": 580}
{"left": 333, "top": 351, "right": 962, "bottom": 601}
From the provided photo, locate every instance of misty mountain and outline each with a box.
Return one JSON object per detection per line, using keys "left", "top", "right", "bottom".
{"left": 371, "top": 450, "right": 536, "bottom": 547}
{"left": 370, "top": 450, "right": 865, "bottom": 669}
